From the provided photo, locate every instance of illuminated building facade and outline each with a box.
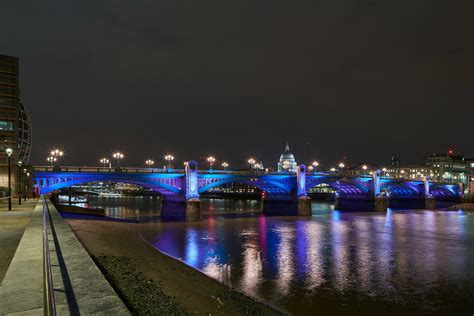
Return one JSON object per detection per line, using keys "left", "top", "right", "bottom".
{"left": 277, "top": 142, "right": 297, "bottom": 173}
{"left": 385, "top": 151, "right": 471, "bottom": 191}
{"left": 0, "top": 54, "right": 32, "bottom": 193}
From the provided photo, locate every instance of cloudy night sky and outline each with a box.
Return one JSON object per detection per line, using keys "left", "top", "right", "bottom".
{"left": 1, "top": 0, "right": 473, "bottom": 168}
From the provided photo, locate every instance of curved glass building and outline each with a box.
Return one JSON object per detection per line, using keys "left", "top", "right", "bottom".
{"left": 0, "top": 54, "right": 32, "bottom": 164}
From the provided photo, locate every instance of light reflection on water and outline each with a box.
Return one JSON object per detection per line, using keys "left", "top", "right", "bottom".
{"left": 87, "top": 196, "right": 474, "bottom": 314}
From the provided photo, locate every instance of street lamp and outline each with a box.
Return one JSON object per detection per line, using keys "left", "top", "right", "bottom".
{"left": 207, "top": 156, "right": 216, "bottom": 171}
{"left": 221, "top": 162, "right": 229, "bottom": 170}
{"left": 113, "top": 152, "right": 124, "bottom": 168}
{"left": 382, "top": 167, "right": 387, "bottom": 177}
{"left": 362, "top": 164, "right": 368, "bottom": 176}
{"left": 312, "top": 161, "right": 319, "bottom": 173}
{"left": 338, "top": 162, "right": 345, "bottom": 173}
{"left": 23, "top": 168, "right": 27, "bottom": 201}
{"left": 17, "top": 161, "right": 22, "bottom": 205}
{"left": 50, "top": 149, "right": 64, "bottom": 166}
{"left": 330, "top": 167, "right": 336, "bottom": 172}
{"left": 248, "top": 158, "right": 256, "bottom": 170}
{"left": 145, "top": 159, "right": 154, "bottom": 170}
{"left": 164, "top": 154, "right": 174, "bottom": 169}
{"left": 47, "top": 156, "right": 57, "bottom": 167}
{"left": 5, "top": 148, "right": 12, "bottom": 210}
{"left": 100, "top": 158, "right": 110, "bottom": 168}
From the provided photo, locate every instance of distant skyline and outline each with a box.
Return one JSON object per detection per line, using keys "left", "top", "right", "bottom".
{"left": 1, "top": 1, "right": 473, "bottom": 167}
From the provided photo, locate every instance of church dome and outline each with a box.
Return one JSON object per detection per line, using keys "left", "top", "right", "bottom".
{"left": 277, "top": 142, "right": 297, "bottom": 172}
{"left": 280, "top": 144, "right": 295, "bottom": 161}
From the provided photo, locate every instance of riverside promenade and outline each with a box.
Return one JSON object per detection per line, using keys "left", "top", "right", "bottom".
{"left": 0, "top": 198, "right": 128, "bottom": 315}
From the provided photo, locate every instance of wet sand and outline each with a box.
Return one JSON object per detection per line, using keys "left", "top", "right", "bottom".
{"left": 65, "top": 216, "right": 282, "bottom": 315}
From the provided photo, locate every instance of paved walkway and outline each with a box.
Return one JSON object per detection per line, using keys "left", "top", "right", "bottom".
{"left": 0, "top": 198, "right": 129, "bottom": 315}
{"left": 0, "top": 199, "right": 37, "bottom": 284}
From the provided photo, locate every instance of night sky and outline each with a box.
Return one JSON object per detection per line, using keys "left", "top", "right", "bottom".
{"left": 1, "top": 1, "right": 473, "bottom": 169}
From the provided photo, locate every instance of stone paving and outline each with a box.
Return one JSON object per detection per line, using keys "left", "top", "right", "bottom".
{"left": 0, "top": 198, "right": 129, "bottom": 315}
{"left": 0, "top": 199, "right": 37, "bottom": 284}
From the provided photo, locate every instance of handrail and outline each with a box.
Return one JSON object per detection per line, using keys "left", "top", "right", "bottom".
{"left": 43, "top": 197, "right": 56, "bottom": 316}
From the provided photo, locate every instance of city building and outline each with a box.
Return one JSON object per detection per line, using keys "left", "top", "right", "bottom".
{"left": 0, "top": 54, "right": 32, "bottom": 194}
{"left": 277, "top": 142, "right": 297, "bottom": 173}
{"left": 385, "top": 151, "right": 472, "bottom": 192}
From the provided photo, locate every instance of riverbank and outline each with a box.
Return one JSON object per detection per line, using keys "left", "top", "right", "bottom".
{"left": 0, "top": 199, "right": 37, "bottom": 284}
{"left": 449, "top": 203, "right": 474, "bottom": 211}
{"left": 65, "top": 216, "right": 282, "bottom": 315}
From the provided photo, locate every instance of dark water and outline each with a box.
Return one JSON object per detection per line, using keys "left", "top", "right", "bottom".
{"left": 86, "top": 196, "right": 474, "bottom": 315}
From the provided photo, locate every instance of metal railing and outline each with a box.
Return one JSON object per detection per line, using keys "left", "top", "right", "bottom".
{"left": 42, "top": 197, "right": 56, "bottom": 316}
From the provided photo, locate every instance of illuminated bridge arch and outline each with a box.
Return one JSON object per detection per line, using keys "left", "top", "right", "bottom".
{"left": 380, "top": 181, "right": 422, "bottom": 197}
{"left": 429, "top": 183, "right": 462, "bottom": 198}
{"left": 34, "top": 172, "right": 184, "bottom": 196}
{"left": 197, "top": 174, "right": 294, "bottom": 195}
{"left": 306, "top": 176, "right": 369, "bottom": 196}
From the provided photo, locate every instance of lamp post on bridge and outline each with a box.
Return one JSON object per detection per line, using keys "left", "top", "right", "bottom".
{"left": 5, "top": 148, "right": 12, "bottom": 211}
{"left": 312, "top": 161, "right": 319, "bottom": 173}
{"left": 221, "top": 162, "right": 229, "bottom": 170}
{"left": 207, "top": 156, "right": 216, "bottom": 172}
{"left": 100, "top": 158, "right": 110, "bottom": 168}
{"left": 164, "top": 154, "right": 174, "bottom": 172}
{"left": 47, "top": 156, "right": 57, "bottom": 167}
{"left": 338, "top": 162, "right": 345, "bottom": 175}
{"left": 145, "top": 159, "right": 154, "bottom": 171}
{"left": 362, "top": 164, "right": 368, "bottom": 176}
{"left": 50, "top": 149, "right": 64, "bottom": 170}
{"left": 247, "top": 158, "right": 256, "bottom": 171}
{"left": 113, "top": 152, "right": 124, "bottom": 169}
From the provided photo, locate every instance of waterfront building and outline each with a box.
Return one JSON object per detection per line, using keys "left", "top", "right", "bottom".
{"left": 277, "top": 142, "right": 297, "bottom": 173}
{"left": 0, "top": 54, "right": 32, "bottom": 193}
{"left": 385, "top": 151, "right": 472, "bottom": 191}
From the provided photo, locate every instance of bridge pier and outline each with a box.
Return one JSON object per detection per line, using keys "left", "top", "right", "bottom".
{"left": 425, "top": 196, "right": 436, "bottom": 209}
{"left": 160, "top": 195, "right": 202, "bottom": 221}
{"left": 297, "top": 196, "right": 312, "bottom": 216}
{"left": 335, "top": 195, "right": 388, "bottom": 212}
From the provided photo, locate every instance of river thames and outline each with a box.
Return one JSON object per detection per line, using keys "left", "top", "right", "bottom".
{"left": 82, "top": 196, "right": 474, "bottom": 315}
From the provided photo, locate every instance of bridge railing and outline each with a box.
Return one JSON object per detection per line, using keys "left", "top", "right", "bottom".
{"left": 32, "top": 166, "right": 310, "bottom": 176}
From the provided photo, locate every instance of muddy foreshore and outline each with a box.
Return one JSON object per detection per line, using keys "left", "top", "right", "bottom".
{"left": 64, "top": 215, "right": 283, "bottom": 315}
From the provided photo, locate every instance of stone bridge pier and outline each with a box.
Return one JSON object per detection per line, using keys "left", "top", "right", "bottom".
{"left": 160, "top": 161, "right": 201, "bottom": 221}
{"left": 262, "top": 165, "right": 312, "bottom": 216}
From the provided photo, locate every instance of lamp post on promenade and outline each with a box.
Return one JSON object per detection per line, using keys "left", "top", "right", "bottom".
{"left": 6, "top": 148, "right": 13, "bottom": 210}
{"left": 17, "top": 160, "right": 22, "bottom": 205}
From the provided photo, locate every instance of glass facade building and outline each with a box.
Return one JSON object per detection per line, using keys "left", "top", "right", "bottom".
{"left": 0, "top": 54, "right": 32, "bottom": 195}
{"left": 0, "top": 54, "right": 32, "bottom": 165}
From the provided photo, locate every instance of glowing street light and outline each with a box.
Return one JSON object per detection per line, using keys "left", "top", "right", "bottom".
{"left": 5, "top": 148, "right": 12, "bottom": 210}
{"left": 221, "top": 162, "right": 229, "bottom": 170}
{"left": 207, "top": 156, "right": 216, "bottom": 171}
{"left": 50, "top": 148, "right": 64, "bottom": 165}
{"left": 47, "top": 156, "right": 57, "bottom": 167}
{"left": 164, "top": 154, "right": 174, "bottom": 168}
{"left": 312, "top": 161, "right": 319, "bottom": 172}
{"left": 248, "top": 158, "right": 256, "bottom": 170}
{"left": 330, "top": 167, "right": 336, "bottom": 172}
{"left": 100, "top": 158, "right": 110, "bottom": 168}
{"left": 362, "top": 164, "right": 368, "bottom": 176}
{"left": 338, "top": 162, "right": 345, "bottom": 169}
{"left": 113, "top": 152, "right": 124, "bottom": 167}
{"left": 145, "top": 159, "right": 154, "bottom": 169}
